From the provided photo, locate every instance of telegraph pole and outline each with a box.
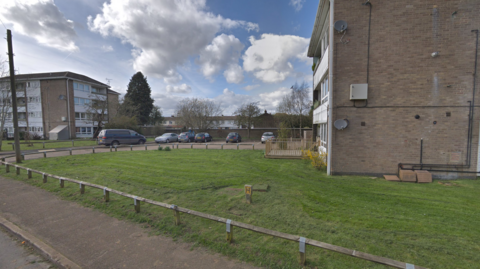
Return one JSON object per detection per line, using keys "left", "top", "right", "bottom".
{"left": 7, "top": 29, "right": 22, "bottom": 163}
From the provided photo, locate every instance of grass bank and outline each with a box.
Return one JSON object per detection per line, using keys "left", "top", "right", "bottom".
{"left": 2, "top": 150, "right": 479, "bottom": 268}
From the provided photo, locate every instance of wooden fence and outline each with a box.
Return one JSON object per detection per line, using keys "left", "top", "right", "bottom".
{"left": 0, "top": 146, "right": 427, "bottom": 268}
{"left": 265, "top": 139, "right": 315, "bottom": 159}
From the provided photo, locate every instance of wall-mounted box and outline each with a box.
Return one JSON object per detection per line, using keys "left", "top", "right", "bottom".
{"left": 350, "top": 84, "right": 368, "bottom": 100}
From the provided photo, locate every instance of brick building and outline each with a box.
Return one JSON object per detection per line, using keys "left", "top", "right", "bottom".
{"left": 308, "top": 0, "right": 480, "bottom": 178}
{"left": 0, "top": 72, "right": 120, "bottom": 139}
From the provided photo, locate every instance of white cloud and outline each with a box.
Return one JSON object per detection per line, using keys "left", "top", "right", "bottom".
{"left": 88, "top": 0, "right": 258, "bottom": 83}
{"left": 152, "top": 93, "right": 180, "bottom": 117}
{"left": 0, "top": 0, "right": 78, "bottom": 52}
{"left": 243, "top": 84, "right": 260, "bottom": 91}
{"left": 289, "top": 0, "right": 306, "bottom": 11}
{"left": 166, "top": 84, "right": 192, "bottom": 94}
{"left": 197, "top": 34, "right": 244, "bottom": 83}
{"left": 243, "top": 34, "right": 309, "bottom": 83}
{"left": 259, "top": 87, "right": 291, "bottom": 109}
{"left": 101, "top": 45, "right": 113, "bottom": 52}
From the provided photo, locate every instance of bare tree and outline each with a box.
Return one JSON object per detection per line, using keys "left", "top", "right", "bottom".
{"left": 233, "top": 102, "right": 261, "bottom": 138}
{"left": 175, "top": 98, "right": 223, "bottom": 131}
{"left": 0, "top": 58, "right": 12, "bottom": 150}
{"left": 85, "top": 94, "right": 108, "bottom": 138}
{"left": 276, "top": 81, "right": 312, "bottom": 137}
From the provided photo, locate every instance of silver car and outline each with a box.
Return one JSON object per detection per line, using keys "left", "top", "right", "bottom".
{"left": 155, "top": 133, "right": 179, "bottom": 143}
{"left": 261, "top": 132, "right": 275, "bottom": 144}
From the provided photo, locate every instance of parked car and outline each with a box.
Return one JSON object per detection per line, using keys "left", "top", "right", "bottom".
{"left": 194, "top": 133, "right": 213, "bottom": 143}
{"left": 98, "top": 129, "right": 146, "bottom": 146}
{"left": 226, "top": 132, "right": 242, "bottom": 143}
{"left": 178, "top": 132, "right": 195, "bottom": 142}
{"left": 261, "top": 132, "right": 275, "bottom": 144}
{"left": 155, "top": 133, "right": 179, "bottom": 143}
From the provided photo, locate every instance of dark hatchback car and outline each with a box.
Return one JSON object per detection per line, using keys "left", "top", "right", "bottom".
{"left": 98, "top": 129, "right": 146, "bottom": 146}
{"left": 226, "top": 132, "right": 242, "bottom": 143}
{"left": 194, "top": 133, "right": 213, "bottom": 143}
{"left": 178, "top": 132, "right": 195, "bottom": 142}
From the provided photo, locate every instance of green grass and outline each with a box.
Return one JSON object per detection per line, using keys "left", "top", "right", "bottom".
{"left": 2, "top": 150, "right": 480, "bottom": 268}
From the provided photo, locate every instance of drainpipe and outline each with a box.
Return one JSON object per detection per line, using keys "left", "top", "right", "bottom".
{"left": 66, "top": 78, "right": 71, "bottom": 139}
{"left": 327, "top": 0, "right": 334, "bottom": 175}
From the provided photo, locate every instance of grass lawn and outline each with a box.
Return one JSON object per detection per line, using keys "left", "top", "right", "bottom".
{"left": 2, "top": 150, "right": 479, "bottom": 268}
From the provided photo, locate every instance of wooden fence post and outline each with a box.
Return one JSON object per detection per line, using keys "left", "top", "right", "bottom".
{"left": 27, "top": 169, "right": 32, "bottom": 179}
{"left": 134, "top": 197, "right": 140, "bottom": 213}
{"left": 237, "top": 144, "right": 239, "bottom": 150}
{"left": 42, "top": 173, "right": 47, "bottom": 183}
{"left": 145, "top": 145, "right": 147, "bottom": 151}
{"left": 43, "top": 152, "right": 47, "bottom": 158}
{"left": 171, "top": 205, "right": 180, "bottom": 225}
{"left": 177, "top": 144, "right": 179, "bottom": 149}
{"left": 191, "top": 144, "right": 193, "bottom": 149}
{"left": 93, "top": 147, "right": 95, "bottom": 154}
{"left": 5, "top": 163, "right": 9, "bottom": 173}
{"left": 104, "top": 187, "right": 109, "bottom": 202}
{"left": 245, "top": 185, "right": 252, "bottom": 204}
{"left": 16, "top": 166, "right": 20, "bottom": 175}
{"left": 226, "top": 219, "right": 233, "bottom": 243}
{"left": 21, "top": 154, "right": 25, "bottom": 161}
{"left": 130, "top": 145, "right": 133, "bottom": 151}
{"left": 115, "top": 146, "right": 117, "bottom": 152}
{"left": 206, "top": 144, "right": 208, "bottom": 149}
{"left": 110, "top": 146, "right": 112, "bottom": 152}
{"left": 69, "top": 149, "right": 72, "bottom": 155}
{"left": 59, "top": 178, "right": 64, "bottom": 188}
{"left": 80, "top": 182, "right": 85, "bottom": 194}
{"left": 1, "top": 157, "right": 5, "bottom": 164}
{"left": 221, "top": 144, "right": 223, "bottom": 150}
{"left": 252, "top": 144, "right": 254, "bottom": 150}
{"left": 299, "top": 237, "right": 306, "bottom": 265}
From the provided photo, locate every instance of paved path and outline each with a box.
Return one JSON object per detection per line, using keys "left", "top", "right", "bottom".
{"left": 0, "top": 226, "right": 53, "bottom": 269}
{"left": 0, "top": 176, "right": 257, "bottom": 269}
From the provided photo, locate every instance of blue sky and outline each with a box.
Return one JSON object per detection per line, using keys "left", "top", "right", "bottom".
{"left": 0, "top": 0, "right": 317, "bottom": 116}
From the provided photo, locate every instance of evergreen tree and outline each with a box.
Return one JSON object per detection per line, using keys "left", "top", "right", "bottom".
{"left": 124, "top": 72, "right": 154, "bottom": 125}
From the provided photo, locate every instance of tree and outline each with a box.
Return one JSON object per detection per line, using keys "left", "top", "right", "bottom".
{"left": 148, "top": 105, "right": 163, "bottom": 125}
{"left": 124, "top": 72, "right": 154, "bottom": 124}
{"left": 0, "top": 58, "right": 11, "bottom": 151}
{"left": 85, "top": 94, "right": 108, "bottom": 138}
{"left": 175, "top": 98, "right": 223, "bottom": 131}
{"left": 104, "top": 115, "right": 140, "bottom": 133}
{"left": 233, "top": 102, "right": 261, "bottom": 138}
{"left": 276, "top": 81, "right": 312, "bottom": 137}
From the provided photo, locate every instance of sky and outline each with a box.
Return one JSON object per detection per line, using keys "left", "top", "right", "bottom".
{"left": 0, "top": 0, "right": 317, "bottom": 116}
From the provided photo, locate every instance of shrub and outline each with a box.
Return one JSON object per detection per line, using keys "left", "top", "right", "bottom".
{"left": 302, "top": 149, "right": 327, "bottom": 171}
{"left": 164, "top": 146, "right": 171, "bottom": 151}
{"left": 157, "top": 146, "right": 163, "bottom": 151}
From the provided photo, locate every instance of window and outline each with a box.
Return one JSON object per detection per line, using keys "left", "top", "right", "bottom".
{"left": 18, "top": 112, "right": 26, "bottom": 119}
{"left": 15, "top": 83, "right": 25, "bottom": 91}
{"left": 75, "top": 112, "right": 92, "bottom": 120}
{"left": 73, "top": 82, "right": 91, "bottom": 93}
{"left": 74, "top": 97, "right": 91, "bottom": 105}
{"left": 28, "top": 112, "right": 41, "bottom": 118}
{"left": 76, "top": 127, "right": 92, "bottom": 135}
{"left": 29, "top": 126, "right": 43, "bottom": 132}
{"left": 320, "top": 77, "right": 329, "bottom": 105}
{"left": 28, "top": 97, "right": 40, "bottom": 103}
{"left": 318, "top": 123, "right": 327, "bottom": 148}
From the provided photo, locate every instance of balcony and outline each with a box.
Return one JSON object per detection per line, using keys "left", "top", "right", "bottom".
{"left": 313, "top": 102, "right": 328, "bottom": 125}
{"left": 313, "top": 46, "right": 329, "bottom": 91}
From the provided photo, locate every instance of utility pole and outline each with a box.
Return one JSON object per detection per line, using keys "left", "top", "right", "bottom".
{"left": 7, "top": 29, "right": 22, "bottom": 163}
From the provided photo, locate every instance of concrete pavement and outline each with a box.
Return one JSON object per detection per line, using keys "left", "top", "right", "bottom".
{"left": 0, "top": 176, "right": 258, "bottom": 269}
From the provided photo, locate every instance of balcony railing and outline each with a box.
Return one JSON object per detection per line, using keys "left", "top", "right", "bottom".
{"left": 313, "top": 46, "right": 329, "bottom": 91}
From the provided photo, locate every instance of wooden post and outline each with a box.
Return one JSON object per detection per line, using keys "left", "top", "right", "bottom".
{"left": 104, "top": 188, "right": 110, "bottom": 202}
{"left": 27, "top": 169, "right": 32, "bottom": 179}
{"left": 134, "top": 197, "right": 140, "bottom": 213}
{"left": 16, "top": 166, "right": 20, "bottom": 175}
{"left": 130, "top": 145, "right": 133, "bottom": 151}
{"left": 110, "top": 146, "right": 112, "bottom": 152}
{"left": 206, "top": 144, "right": 208, "bottom": 149}
{"left": 237, "top": 144, "right": 239, "bottom": 150}
{"left": 252, "top": 144, "right": 255, "bottom": 150}
{"left": 42, "top": 173, "right": 47, "bottom": 183}
{"left": 59, "top": 178, "right": 64, "bottom": 188}
{"left": 245, "top": 185, "right": 252, "bottom": 204}
{"left": 191, "top": 143, "right": 193, "bottom": 149}
{"left": 80, "top": 183, "right": 85, "bottom": 194}
{"left": 69, "top": 149, "right": 72, "bottom": 155}
{"left": 299, "top": 237, "right": 306, "bottom": 265}
{"left": 1, "top": 157, "right": 5, "bottom": 164}
{"left": 115, "top": 146, "right": 117, "bottom": 152}
{"left": 226, "top": 219, "right": 233, "bottom": 243}
{"left": 145, "top": 145, "right": 147, "bottom": 151}
{"left": 177, "top": 144, "right": 179, "bottom": 149}
{"left": 43, "top": 152, "right": 47, "bottom": 158}
{"left": 92, "top": 147, "right": 95, "bottom": 153}
{"left": 5, "top": 164, "right": 9, "bottom": 173}
{"left": 171, "top": 205, "right": 180, "bottom": 225}
{"left": 21, "top": 154, "right": 25, "bottom": 161}
{"left": 221, "top": 144, "right": 223, "bottom": 150}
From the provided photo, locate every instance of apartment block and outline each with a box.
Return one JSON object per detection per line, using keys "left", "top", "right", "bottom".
{"left": 0, "top": 71, "right": 120, "bottom": 139}
{"left": 308, "top": 0, "right": 480, "bottom": 178}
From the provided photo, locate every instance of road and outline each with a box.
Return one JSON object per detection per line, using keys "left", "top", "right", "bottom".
{"left": 0, "top": 227, "right": 54, "bottom": 269}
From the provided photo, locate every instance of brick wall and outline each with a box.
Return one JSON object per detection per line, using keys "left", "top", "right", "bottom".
{"left": 40, "top": 79, "right": 75, "bottom": 139}
{"left": 107, "top": 93, "right": 119, "bottom": 121}
{"left": 331, "top": 0, "right": 480, "bottom": 178}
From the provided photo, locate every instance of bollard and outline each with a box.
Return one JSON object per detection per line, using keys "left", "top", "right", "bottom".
{"left": 72, "top": 140, "right": 74, "bottom": 147}
{"left": 171, "top": 205, "right": 180, "bottom": 225}
{"left": 115, "top": 146, "right": 117, "bottom": 152}
{"left": 93, "top": 147, "right": 95, "bottom": 154}
{"left": 43, "top": 142, "right": 45, "bottom": 149}
{"left": 252, "top": 144, "right": 255, "bottom": 150}
{"left": 221, "top": 144, "right": 223, "bottom": 150}
{"left": 5, "top": 163, "right": 9, "bottom": 173}
{"left": 191, "top": 143, "right": 193, "bottom": 149}
{"left": 43, "top": 152, "right": 47, "bottom": 158}
{"left": 245, "top": 185, "right": 252, "bottom": 204}
{"left": 69, "top": 149, "right": 72, "bottom": 156}
{"left": 145, "top": 144, "right": 147, "bottom": 151}
{"left": 80, "top": 182, "right": 85, "bottom": 194}
{"left": 59, "top": 178, "right": 64, "bottom": 188}
{"left": 110, "top": 146, "right": 112, "bottom": 152}
{"left": 27, "top": 169, "right": 32, "bottom": 179}
{"left": 206, "top": 144, "right": 208, "bottom": 149}
{"left": 299, "top": 237, "right": 306, "bottom": 265}
{"left": 134, "top": 197, "right": 140, "bottom": 213}
{"left": 130, "top": 145, "right": 133, "bottom": 151}
{"left": 226, "top": 219, "right": 233, "bottom": 243}
{"left": 21, "top": 154, "right": 25, "bottom": 161}
{"left": 42, "top": 173, "right": 47, "bottom": 183}
{"left": 104, "top": 187, "right": 110, "bottom": 202}
{"left": 16, "top": 166, "right": 20, "bottom": 175}
{"left": 237, "top": 144, "right": 239, "bottom": 150}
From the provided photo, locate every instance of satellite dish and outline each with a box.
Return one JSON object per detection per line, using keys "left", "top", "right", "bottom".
{"left": 334, "top": 20, "right": 348, "bottom": 33}
{"left": 334, "top": 119, "right": 349, "bottom": 130}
